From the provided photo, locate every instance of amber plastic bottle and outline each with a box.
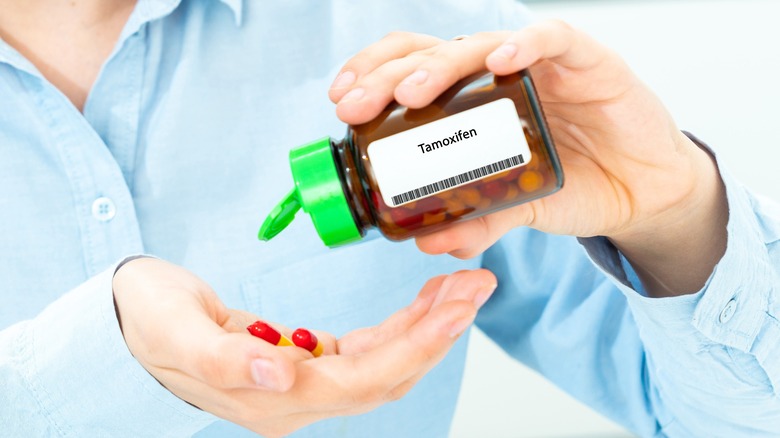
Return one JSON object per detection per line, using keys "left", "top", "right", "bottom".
{"left": 259, "top": 70, "right": 563, "bottom": 247}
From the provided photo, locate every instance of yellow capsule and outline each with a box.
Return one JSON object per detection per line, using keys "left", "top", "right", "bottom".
{"left": 444, "top": 198, "right": 466, "bottom": 211}
{"left": 436, "top": 190, "right": 455, "bottom": 200}
{"left": 503, "top": 183, "right": 519, "bottom": 201}
{"left": 422, "top": 211, "right": 448, "bottom": 226}
{"left": 477, "top": 198, "right": 492, "bottom": 210}
{"left": 456, "top": 187, "right": 482, "bottom": 207}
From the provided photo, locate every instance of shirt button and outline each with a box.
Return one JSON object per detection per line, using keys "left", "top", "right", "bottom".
{"left": 91, "top": 197, "right": 116, "bottom": 222}
{"left": 719, "top": 299, "right": 737, "bottom": 324}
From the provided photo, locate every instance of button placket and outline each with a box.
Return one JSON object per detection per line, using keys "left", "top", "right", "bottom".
{"left": 30, "top": 52, "right": 145, "bottom": 275}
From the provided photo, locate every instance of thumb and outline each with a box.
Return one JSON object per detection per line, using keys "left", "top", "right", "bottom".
{"left": 165, "top": 311, "right": 302, "bottom": 392}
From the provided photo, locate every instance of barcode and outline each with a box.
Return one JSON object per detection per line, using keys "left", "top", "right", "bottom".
{"left": 391, "top": 154, "right": 525, "bottom": 206}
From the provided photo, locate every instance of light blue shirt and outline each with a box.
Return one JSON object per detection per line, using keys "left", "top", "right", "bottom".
{"left": 0, "top": 0, "right": 778, "bottom": 437}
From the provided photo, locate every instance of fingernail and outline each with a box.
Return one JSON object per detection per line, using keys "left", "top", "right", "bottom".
{"left": 473, "top": 283, "right": 497, "bottom": 309}
{"left": 330, "top": 70, "right": 356, "bottom": 89}
{"left": 401, "top": 69, "right": 429, "bottom": 86}
{"left": 250, "top": 358, "right": 282, "bottom": 390}
{"left": 340, "top": 87, "right": 365, "bottom": 102}
{"left": 491, "top": 43, "right": 518, "bottom": 60}
{"left": 449, "top": 315, "right": 474, "bottom": 338}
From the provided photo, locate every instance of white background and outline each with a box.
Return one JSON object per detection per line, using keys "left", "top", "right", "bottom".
{"left": 451, "top": 1, "right": 780, "bottom": 437}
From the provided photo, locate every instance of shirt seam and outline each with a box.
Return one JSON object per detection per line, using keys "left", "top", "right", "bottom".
{"left": 22, "top": 321, "right": 69, "bottom": 436}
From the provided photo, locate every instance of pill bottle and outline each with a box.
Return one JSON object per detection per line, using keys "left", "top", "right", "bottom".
{"left": 259, "top": 70, "right": 563, "bottom": 247}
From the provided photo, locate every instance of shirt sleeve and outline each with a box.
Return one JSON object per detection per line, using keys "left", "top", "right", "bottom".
{"left": 479, "top": 140, "right": 780, "bottom": 436}
{"left": 0, "top": 258, "right": 217, "bottom": 436}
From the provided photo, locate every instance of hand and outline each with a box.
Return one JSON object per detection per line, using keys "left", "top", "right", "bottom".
{"left": 113, "top": 257, "right": 496, "bottom": 437}
{"left": 329, "top": 21, "right": 727, "bottom": 295}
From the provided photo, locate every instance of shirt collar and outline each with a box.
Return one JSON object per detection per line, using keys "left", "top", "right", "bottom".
{"left": 0, "top": 39, "right": 35, "bottom": 72}
{"left": 0, "top": 0, "right": 243, "bottom": 70}
{"left": 128, "top": 0, "right": 243, "bottom": 35}
{"left": 219, "top": 0, "right": 244, "bottom": 26}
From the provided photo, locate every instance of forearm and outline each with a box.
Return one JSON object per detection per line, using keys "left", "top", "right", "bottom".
{"left": 0, "top": 261, "right": 215, "bottom": 436}
{"left": 578, "top": 159, "right": 780, "bottom": 435}
{"left": 609, "top": 133, "right": 729, "bottom": 297}
{"left": 482, "top": 190, "right": 780, "bottom": 437}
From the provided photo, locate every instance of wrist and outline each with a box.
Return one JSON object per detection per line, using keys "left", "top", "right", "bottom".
{"left": 114, "top": 254, "right": 155, "bottom": 276}
{"left": 112, "top": 255, "right": 155, "bottom": 334}
{"left": 608, "top": 133, "right": 728, "bottom": 296}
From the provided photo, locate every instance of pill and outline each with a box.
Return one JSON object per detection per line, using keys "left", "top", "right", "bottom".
{"left": 291, "top": 328, "right": 324, "bottom": 357}
{"left": 502, "top": 168, "right": 522, "bottom": 182}
{"left": 443, "top": 198, "right": 468, "bottom": 216}
{"left": 456, "top": 187, "right": 482, "bottom": 207}
{"left": 389, "top": 208, "right": 424, "bottom": 228}
{"left": 247, "top": 321, "right": 294, "bottom": 346}
{"left": 422, "top": 211, "right": 447, "bottom": 226}
{"left": 400, "top": 200, "right": 418, "bottom": 210}
{"left": 477, "top": 197, "right": 492, "bottom": 210}
{"left": 478, "top": 179, "right": 509, "bottom": 200}
{"left": 503, "top": 183, "right": 519, "bottom": 201}
{"left": 519, "top": 170, "right": 543, "bottom": 192}
{"left": 415, "top": 196, "right": 445, "bottom": 213}
{"left": 436, "top": 189, "right": 456, "bottom": 199}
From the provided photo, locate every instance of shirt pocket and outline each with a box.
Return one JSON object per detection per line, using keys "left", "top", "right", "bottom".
{"left": 239, "top": 238, "right": 475, "bottom": 337}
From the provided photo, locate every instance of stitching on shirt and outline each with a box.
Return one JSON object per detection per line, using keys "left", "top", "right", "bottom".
{"left": 21, "top": 322, "right": 71, "bottom": 436}
{"left": 30, "top": 81, "right": 98, "bottom": 279}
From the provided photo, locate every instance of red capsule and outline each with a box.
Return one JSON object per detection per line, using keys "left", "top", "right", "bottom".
{"left": 247, "top": 321, "right": 294, "bottom": 346}
{"left": 414, "top": 196, "right": 445, "bottom": 214}
{"left": 389, "top": 208, "right": 424, "bottom": 228}
{"left": 292, "top": 328, "right": 324, "bottom": 357}
{"left": 478, "top": 179, "right": 509, "bottom": 200}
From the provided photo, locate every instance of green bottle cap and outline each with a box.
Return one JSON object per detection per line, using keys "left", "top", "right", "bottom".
{"left": 258, "top": 137, "right": 363, "bottom": 247}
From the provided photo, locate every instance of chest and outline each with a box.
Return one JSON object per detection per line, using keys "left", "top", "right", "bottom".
{"left": 0, "top": 0, "right": 517, "bottom": 328}
{"left": 0, "top": 1, "right": 136, "bottom": 111}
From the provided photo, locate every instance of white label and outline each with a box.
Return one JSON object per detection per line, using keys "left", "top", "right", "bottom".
{"left": 367, "top": 98, "right": 532, "bottom": 207}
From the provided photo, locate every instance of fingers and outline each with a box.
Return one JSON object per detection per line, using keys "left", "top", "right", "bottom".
{"left": 168, "top": 271, "right": 492, "bottom": 431}
{"left": 135, "top": 293, "right": 304, "bottom": 391}
{"left": 415, "top": 203, "right": 537, "bottom": 258}
{"left": 224, "top": 308, "right": 283, "bottom": 333}
{"left": 339, "top": 269, "right": 494, "bottom": 355}
{"left": 325, "top": 270, "right": 494, "bottom": 413}
{"left": 415, "top": 217, "right": 492, "bottom": 258}
{"left": 430, "top": 269, "right": 497, "bottom": 309}
{"left": 333, "top": 20, "right": 614, "bottom": 126}
{"left": 337, "top": 274, "right": 447, "bottom": 355}
{"left": 486, "top": 20, "right": 606, "bottom": 75}
{"left": 112, "top": 259, "right": 298, "bottom": 391}
{"left": 328, "top": 31, "right": 443, "bottom": 102}
{"left": 391, "top": 32, "right": 509, "bottom": 108}
{"left": 352, "top": 269, "right": 497, "bottom": 406}
{"left": 325, "top": 298, "right": 478, "bottom": 412}
{"left": 334, "top": 32, "right": 510, "bottom": 125}
{"left": 333, "top": 54, "right": 432, "bottom": 125}
{"left": 170, "top": 311, "right": 305, "bottom": 391}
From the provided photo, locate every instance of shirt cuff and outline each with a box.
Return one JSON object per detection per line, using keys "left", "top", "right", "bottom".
{"left": 578, "top": 135, "right": 780, "bottom": 392}
{"left": 20, "top": 258, "right": 217, "bottom": 435}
